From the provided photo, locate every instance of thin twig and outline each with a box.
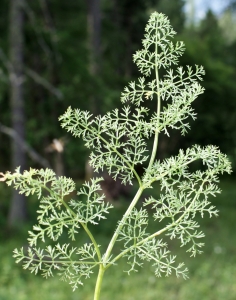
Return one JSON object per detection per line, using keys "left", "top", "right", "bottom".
{"left": 0, "top": 123, "right": 50, "bottom": 168}
{"left": 0, "top": 47, "right": 63, "bottom": 99}
{"left": 25, "top": 67, "right": 63, "bottom": 99}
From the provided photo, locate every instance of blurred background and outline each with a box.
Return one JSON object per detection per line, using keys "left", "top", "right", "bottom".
{"left": 0, "top": 0, "right": 235, "bottom": 299}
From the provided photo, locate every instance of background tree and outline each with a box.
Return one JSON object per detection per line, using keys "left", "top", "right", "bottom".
{"left": 181, "top": 10, "right": 236, "bottom": 170}
{"left": 87, "top": 0, "right": 101, "bottom": 115}
{"left": 0, "top": 0, "right": 236, "bottom": 229}
{"left": 7, "top": 0, "right": 27, "bottom": 228}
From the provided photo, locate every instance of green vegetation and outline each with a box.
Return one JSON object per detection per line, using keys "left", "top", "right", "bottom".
{"left": 0, "top": 180, "right": 236, "bottom": 300}
{"left": 0, "top": 12, "right": 232, "bottom": 300}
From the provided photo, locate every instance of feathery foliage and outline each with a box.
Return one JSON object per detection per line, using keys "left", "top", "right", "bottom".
{"left": 1, "top": 12, "right": 231, "bottom": 300}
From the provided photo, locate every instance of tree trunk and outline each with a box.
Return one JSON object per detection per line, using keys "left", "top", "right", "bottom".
{"left": 87, "top": 0, "right": 101, "bottom": 115}
{"left": 85, "top": 0, "right": 102, "bottom": 180}
{"left": 87, "top": 0, "right": 101, "bottom": 75}
{"left": 8, "top": 0, "right": 27, "bottom": 228}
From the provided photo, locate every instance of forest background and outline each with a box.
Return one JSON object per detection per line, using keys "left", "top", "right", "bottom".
{"left": 0, "top": 1, "right": 236, "bottom": 299}
{"left": 1, "top": 0, "right": 236, "bottom": 227}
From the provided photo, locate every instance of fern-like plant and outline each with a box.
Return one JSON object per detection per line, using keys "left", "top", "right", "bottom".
{"left": 1, "top": 12, "right": 231, "bottom": 300}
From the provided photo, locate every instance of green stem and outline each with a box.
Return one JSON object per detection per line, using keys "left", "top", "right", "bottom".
{"left": 108, "top": 177, "right": 208, "bottom": 267}
{"left": 21, "top": 257, "right": 98, "bottom": 265}
{"left": 148, "top": 27, "right": 161, "bottom": 170}
{"left": 12, "top": 176, "right": 102, "bottom": 261}
{"left": 96, "top": 31, "right": 162, "bottom": 271}
{"left": 94, "top": 265, "right": 105, "bottom": 300}
{"left": 83, "top": 225, "right": 102, "bottom": 261}
{"left": 61, "top": 198, "right": 102, "bottom": 261}
{"left": 103, "top": 186, "right": 144, "bottom": 267}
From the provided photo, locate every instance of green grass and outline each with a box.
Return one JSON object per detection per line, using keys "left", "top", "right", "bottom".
{"left": 0, "top": 179, "right": 236, "bottom": 300}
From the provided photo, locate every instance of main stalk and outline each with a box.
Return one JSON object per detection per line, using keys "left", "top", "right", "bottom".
{"left": 94, "top": 265, "right": 105, "bottom": 300}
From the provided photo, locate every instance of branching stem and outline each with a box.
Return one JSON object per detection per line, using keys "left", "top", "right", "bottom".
{"left": 61, "top": 198, "right": 102, "bottom": 261}
{"left": 22, "top": 257, "right": 98, "bottom": 265}
{"left": 81, "top": 123, "right": 142, "bottom": 186}
{"left": 107, "top": 177, "right": 208, "bottom": 268}
{"left": 33, "top": 180, "right": 102, "bottom": 261}
{"left": 103, "top": 186, "right": 144, "bottom": 265}
{"left": 148, "top": 26, "right": 161, "bottom": 170}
